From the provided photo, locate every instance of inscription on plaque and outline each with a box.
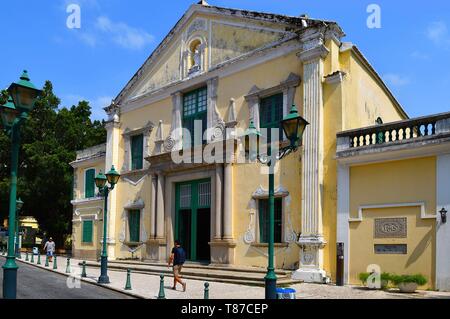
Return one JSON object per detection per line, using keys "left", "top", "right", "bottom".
{"left": 374, "top": 217, "right": 407, "bottom": 238}
{"left": 374, "top": 244, "right": 407, "bottom": 255}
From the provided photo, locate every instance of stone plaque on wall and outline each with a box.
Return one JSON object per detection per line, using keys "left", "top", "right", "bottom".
{"left": 374, "top": 244, "right": 407, "bottom": 255}
{"left": 374, "top": 217, "right": 407, "bottom": 238}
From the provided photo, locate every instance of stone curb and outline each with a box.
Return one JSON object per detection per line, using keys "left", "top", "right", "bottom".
{"left": 16, "top": 257, "right": 147, "bottom": 299}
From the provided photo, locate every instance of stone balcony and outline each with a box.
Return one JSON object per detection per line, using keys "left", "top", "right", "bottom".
{"left": 336, "top": 112, "right": 450, "bottom": 159}
{"left": 70, "top": 143, "right": 107, "bottom": 167}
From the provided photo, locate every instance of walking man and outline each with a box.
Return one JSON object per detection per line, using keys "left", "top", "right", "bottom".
{"left": 43, "top": 237, "right": 55, "bottom": 262}
{"left": 168, "top": 240, "right": 186, "bottom": 291}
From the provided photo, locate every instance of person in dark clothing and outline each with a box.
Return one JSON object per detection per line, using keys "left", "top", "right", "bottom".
{"left": 168, "top": 239, "right": 186, "bottom": 291}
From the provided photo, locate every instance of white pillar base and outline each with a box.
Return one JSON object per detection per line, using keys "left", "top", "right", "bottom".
{"left": 293, "top": 236, "right": 328, "bottom": 283}
{"left": 292, "top": 268, "right": 328, "bottom": 283}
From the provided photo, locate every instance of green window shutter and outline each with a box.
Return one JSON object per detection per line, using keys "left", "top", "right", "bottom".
{"left": 131, "top": 134, "right": 144, "bottom": 170}
{"left": 82, "top": 220, "right": 93, "bottom": 243}
{"left": 260, "top": 93, "right": 284, "bottom": 142}
{"left": 85, "top": 169, "right": 95, "bottom": 198}
{"left": 259, "top": 198, "right": 283, "bottom": 243}
{"left": 259, "top": 199, "right": 269, "bottom": 243}
{"left": 183, "top": 87, "right": 207, "bottom": 147}
{"left": 128, "top": 210, "right": 140, "bottom": 242}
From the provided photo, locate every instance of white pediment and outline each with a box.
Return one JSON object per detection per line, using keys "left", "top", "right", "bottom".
{"left": 116, "top": 4, "right": 299, "bottom": 105}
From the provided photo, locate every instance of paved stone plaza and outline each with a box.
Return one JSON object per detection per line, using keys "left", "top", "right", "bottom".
{"left": 13, "top": 253, "right": 450, "bottom": 299}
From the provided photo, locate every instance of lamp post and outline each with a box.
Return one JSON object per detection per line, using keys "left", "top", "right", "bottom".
{"left": 15, "top": 198, "right": 24, "bottom": 259}
{"left": 242, "top": 105, "right": 308, "bottom": 299}
{"left": 0, "top": 71, "right": 42, "bottom": 299}
{"left": 95, "top": 166, "right": 120, "bottom": 284}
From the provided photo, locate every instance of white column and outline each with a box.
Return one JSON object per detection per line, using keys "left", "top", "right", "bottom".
{"left": 150, "top": 174, "right": 157, "bottom": 238}
{"left": 223, "top": 163, "right": 233, "bottom": 240}
{"left": 337, "top": 164, "right": 350, "bottom": 284}
{"left": 214, "top": 165, "right": 223, "bottom": 240}
{"left": 105, "top": 118, "right": 120, "bottom": 259}
{"left": 436, "top": 154, "right": 450, "bottom": 291}
{"left": 293, "top": 36, "right": 329, "bottom": 283}
{"left": 156, "top": 171, "right": 165, "bottom": 239}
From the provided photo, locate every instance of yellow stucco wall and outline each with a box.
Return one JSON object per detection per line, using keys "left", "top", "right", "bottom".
{"left": 233, "top": 153, "right": 302, "bottom": 269}
{"left": 349, "top": 157, "right": 436, "bottom": 289}
{"left": 341, "top": 49, "right": 406, "bottom": 131}
{"left": 217, "top": 51, "right": 303, "bottom": 125}
{"left": 72, "top": 159, "right": 105, "bottom": 257}
{"left": 73, "top": 213, "right": 102, "bottom": 249}
{"left": 210, "top": 22, "right": 284, "bottom": 66}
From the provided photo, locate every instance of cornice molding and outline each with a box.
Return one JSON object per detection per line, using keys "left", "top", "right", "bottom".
{"left": 298, "top": 44, "right": 329, "bottom": 63}
{"left": 122, "top": 121, "right": 155, "bottom": 137}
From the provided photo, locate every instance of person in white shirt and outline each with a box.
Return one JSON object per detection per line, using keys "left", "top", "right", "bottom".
{"left": 43, "top": 237, "right": 55, "bottom": 262}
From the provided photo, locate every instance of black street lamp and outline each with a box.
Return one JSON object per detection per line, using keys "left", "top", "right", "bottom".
{"left": 0, "top": 71, "right": 42, "bottom": 299}
{"left": 95, "top": 166, "right": 120, "bottom": 284}
{"left": 242, "top": 105, "right": 308, "bottom": 299}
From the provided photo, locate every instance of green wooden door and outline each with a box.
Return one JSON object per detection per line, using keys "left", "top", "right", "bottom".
{"left": 175, "top": 179, "right": 211, "bottom": 262}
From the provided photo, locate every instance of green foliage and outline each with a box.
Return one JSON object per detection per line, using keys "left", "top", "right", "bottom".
{"left": 359, "top": 272, "right": 370, "bottom": 284}
{"left": 359, "top": 272, "right": 392, "bottom": 285}
{"left": 390, "top": 274, "right": 428, "bottom": 286}
{"left": 0, "top": 80, "right": 106, "bottom": 247}
{"left": 0, "top": 90, "right": 8, "bottom": 106}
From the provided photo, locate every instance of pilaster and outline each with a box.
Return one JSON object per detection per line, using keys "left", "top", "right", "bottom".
{"left": 436, "top": 154, "right": 450, "bottom": 291}
{"left": 104, "top": 104, "right": 121, "bottom": 259}
{"left": 293, "top": 30, "right": 329, "bottom": 283}
{"left": 222, "top": 163, "right": 234, "bottom": 241}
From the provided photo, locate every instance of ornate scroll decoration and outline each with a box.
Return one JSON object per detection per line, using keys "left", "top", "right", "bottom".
{"left": 211, "top": 120, "right": 225, "bottom": 141}
{"left": 244, "top": 199, "right": 256, "bottom": 244}
{"left": 284, "top": 195, "right": 297, "bottom": 243}
{"left": 163, "top": 135, "right": 176, "bottom": 152}
{"left": 118, "top": 210, "right": 127, "bottom": 243}
{"left": 252, "top": 185, "right": 289, "bottom": 199}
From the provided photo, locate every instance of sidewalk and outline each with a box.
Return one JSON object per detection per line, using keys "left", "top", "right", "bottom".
{"left": 15, "top": 253, "right": 266, "bottom": 299}
{"left": 12, "top": 252, "right": 450, "bottom": 299}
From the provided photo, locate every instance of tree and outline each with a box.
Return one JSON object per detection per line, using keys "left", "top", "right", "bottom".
{"left": 0, "top": 81, "right": 106, "bottom": 247}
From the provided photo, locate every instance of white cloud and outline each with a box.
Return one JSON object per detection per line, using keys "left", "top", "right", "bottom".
{"left": 410, "top": 51, "right": 429, "bottom": 60}
{"left": 426, "top": 21, "right": 450, "bottom": 48}
{"left": 383, "top": 73, "right": 410, "bottom": 87}
{"left": 78, "top": 33, "right": 97, "bottom": 47}
{"left": 61, "top": 94, "right": 112, "bottom": 120}
{"left": 91, "top": 96, "right": 113, "bottom": 120}
{"left": 95, "top": 16, "right": 154, "bottom": 50}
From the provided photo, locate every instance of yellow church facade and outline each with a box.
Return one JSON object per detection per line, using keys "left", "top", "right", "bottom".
{"left": 70, "top": 2, "right": 450, "bottom": 291}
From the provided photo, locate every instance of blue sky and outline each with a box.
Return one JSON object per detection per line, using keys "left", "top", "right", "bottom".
{"left": 1, "top": 0, "right": 450, "bottom": 120}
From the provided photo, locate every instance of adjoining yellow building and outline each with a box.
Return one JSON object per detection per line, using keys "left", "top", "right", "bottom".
{"left": 70, "top": 2, "right": 450, "bottom": 291}
{"left": 70, "top": 144, "right": 106, "bottom": 259}
{"left": 336, "top": 114, "right": 450, "bottom": 291}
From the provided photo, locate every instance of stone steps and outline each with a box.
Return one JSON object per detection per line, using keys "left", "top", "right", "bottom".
{"left": 112, "top": 259, "right": 292, "bottom": 275}
{"left": 82, "top": 260, "right": 302, "bottom": 287}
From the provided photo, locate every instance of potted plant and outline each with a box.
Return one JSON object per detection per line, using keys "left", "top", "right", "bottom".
{"left": 390, "top": 274, "right": 427, "bottom": 293}
{"left": 359, "top": 272, "right": 391, "bottom": 289}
